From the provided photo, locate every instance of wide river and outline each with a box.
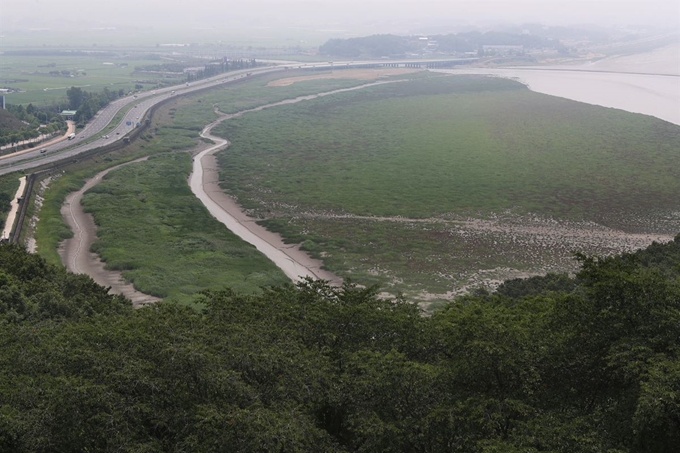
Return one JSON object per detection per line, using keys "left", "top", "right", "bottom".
{"left": 440, "top": 48, "right": 680, "bottom": 126}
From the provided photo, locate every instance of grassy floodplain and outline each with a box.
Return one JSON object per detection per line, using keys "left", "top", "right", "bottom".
{"left": 27, "top": 70, "right": 418, "bottom": 304}
{"left": 82, "top": 153, "right": 290, "bottom": 300}
{"left": 210, "top": 75, "right": 680, "bottom": 300}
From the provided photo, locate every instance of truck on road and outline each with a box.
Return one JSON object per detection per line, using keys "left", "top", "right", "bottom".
{"left": 67, "top": 133, "right": 76, "bottom": 140}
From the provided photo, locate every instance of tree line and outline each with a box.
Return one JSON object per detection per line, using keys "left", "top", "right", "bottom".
{"left": 0, "top": 234, "right": 678, "bottom": 452}
{"left": 185, "top": 58, "right": 260, "bottom": 83}
{"left": 66, "top": 86, "right": 127, "bottom": 125}
{"left": 319, "top": 32, "right": 563, "bottom": 58}
{"left": 0, "top": 104, "right": 67, "bottom": 149}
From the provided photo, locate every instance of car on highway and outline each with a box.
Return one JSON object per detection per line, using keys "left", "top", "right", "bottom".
{"left": 40, "top": 149, "right": 47, "bottom": 154}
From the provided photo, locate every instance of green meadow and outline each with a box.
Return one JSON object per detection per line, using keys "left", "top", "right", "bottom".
{"left": 13, "top": 71, "right": 680, "bottom": 304}
{"left": 81, "top": 153, "right": 289, "bottom": 302}
{"left": 0, "top": 54, "right": 183, "bottom": 106}
{"left": 26, "top": 72, "right": 419, "bottom": 303}
{"left": 210, "top": 75, "right": 680, "bottom": 297}
{"left": 194, "top": 70, "right": 418, "bottom": 114}
{"left": 213, "top": 76, "right": 680, "bottom": 219}
{"left": 0, "top": 177, "right": 20, "bottom": 227}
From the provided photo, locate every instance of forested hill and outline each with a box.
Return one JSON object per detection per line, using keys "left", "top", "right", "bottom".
{"left": 318, "top": 32, "right": 562, "bottom": 58}
{"left": 1, "top": 236, "right": 679, "bottom": 452}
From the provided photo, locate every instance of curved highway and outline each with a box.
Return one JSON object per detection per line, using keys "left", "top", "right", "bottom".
{"left": 0, "top": 66, "right": 285, "bottom": 176}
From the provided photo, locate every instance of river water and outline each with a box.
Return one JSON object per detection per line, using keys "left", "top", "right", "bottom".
{"left": 440, "top": 47, "right": 680, "bottom": 125}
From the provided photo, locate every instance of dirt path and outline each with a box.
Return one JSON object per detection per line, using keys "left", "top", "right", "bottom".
{"left": 55, "top": 82, "right": 403, "bottom": 299}
{"left": 59, "top": 158, "right": 161, "bottom": 306}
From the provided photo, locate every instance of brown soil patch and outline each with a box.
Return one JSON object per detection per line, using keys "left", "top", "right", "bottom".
{"left": 267, "top": 68, "right": 421, "bottom": 87}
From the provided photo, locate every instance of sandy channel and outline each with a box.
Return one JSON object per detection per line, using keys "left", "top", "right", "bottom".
{"left": 192, "top": 136, "right": 340, "bottom": 284}
{"left": 59, "top": 158, "right": 161, "bottom": 306}
{"left": 190, "top": 80, "right": 414, "bottom": 285}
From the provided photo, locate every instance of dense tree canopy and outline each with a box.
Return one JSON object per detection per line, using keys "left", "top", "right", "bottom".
{"left": 66, "top": 86, "right": 125, "bottom": 124}
{"left": 0, "top": 236, "right": 679, "bottom": 452}
{"left": 0, "top": 105, "right": 67, "bottom": 148}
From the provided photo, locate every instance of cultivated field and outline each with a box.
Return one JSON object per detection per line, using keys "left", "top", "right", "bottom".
{"left": 210, "top": 75, "right": 680, "bottom": 303}
{"left": 267, "top": 68, "right": 421, "bottom": 86}
{"left": 1, "top": 53, "right": 191, "bottom": 106}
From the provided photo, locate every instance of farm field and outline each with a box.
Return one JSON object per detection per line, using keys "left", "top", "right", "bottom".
{"left": 210, "top": 75, "right": 680, "bottom": 303}
{"left": 1, "top": 53, "right": 192, "bottom": 106}
{"left": 192, "top": 69, "right": 425, "bottom": 114}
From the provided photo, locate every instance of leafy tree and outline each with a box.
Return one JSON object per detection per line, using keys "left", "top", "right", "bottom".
{"left": 66, "top": 86, "right": 84, "bottom": 110}
{"left": 0, "top": 237, "right": 679, "bottom": 451}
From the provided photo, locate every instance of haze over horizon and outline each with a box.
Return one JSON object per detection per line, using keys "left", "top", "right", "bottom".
{"left": 2, "top": 0, "right": 679, "bottom": 38}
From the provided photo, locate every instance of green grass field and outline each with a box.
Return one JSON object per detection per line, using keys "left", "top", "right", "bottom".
{"left": 1, "top": 54, "right": 185, "bottom": 106}
{"left": 81, "top": 153, "right": 289, "bottom": 302}
{"left": 192, "top": 69, "right": 417, "bottom": 114}
{"left": 213, "top": 76, "right": 680, "bottom": 219}
{"left": 208, "top": 75, "right": 680, "bottom": 299}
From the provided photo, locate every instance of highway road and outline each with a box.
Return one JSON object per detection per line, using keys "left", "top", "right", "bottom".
{"left": 0, "top": 65, "right": 286, "bottom": 176}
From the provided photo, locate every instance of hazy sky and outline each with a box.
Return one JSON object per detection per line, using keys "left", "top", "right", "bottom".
{"left": 2, "top": 0, "right": 679, "bottom": 33}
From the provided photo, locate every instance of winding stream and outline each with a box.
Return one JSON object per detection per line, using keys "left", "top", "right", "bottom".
{"left": 189, "top": 80, "right": 405, "bottom": 284}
